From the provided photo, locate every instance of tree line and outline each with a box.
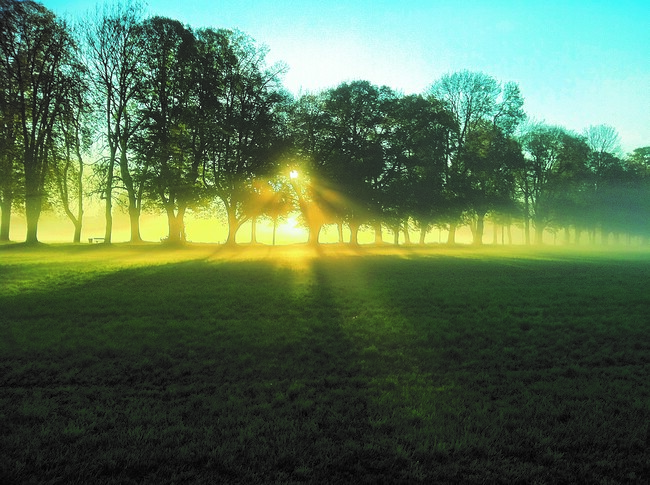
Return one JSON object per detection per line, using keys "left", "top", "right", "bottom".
{"left": 1, "top": 0, "right": 649, "bottom": 246}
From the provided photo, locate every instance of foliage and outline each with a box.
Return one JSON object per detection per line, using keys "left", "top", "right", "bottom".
{"left": 0, "top": 0, "right": 79, "bottom": 243}
{"left": 0, "top": 2, "right": 648, "bottom": 246}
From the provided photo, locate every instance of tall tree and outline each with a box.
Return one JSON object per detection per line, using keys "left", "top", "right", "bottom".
{"left": 382, "top": 94, "right": 455, "bottom": 244}
{"left": 136, "top": 16, "right": 198, "bottom": 243}
{"left": 320, "top": 81, "right": 395, "bottom": 245}
{"left": 463, "top": 122, "right": 523, "bottom": 244}
{"left": 427, "top": 70, "right": 524, "bottom": 243}
{"left": 201, "top": 29, "right": 287, "bottom": 245}
{"left": 50, "top": 58, "right": 90, "bottom": 242}
{"left": 624, "top": 147, "right": 650, "bottom": 243}
{"left": 82, "top": 0, "right": 145, "bottom": 243}
{"left": 520, "top": 124, "right": 590, "bottom": 244}
{"left": 285, "top": 93, "right": 339, "bottom": 244}
{"left": 0, "top": 0, "right": 77, "bottom": 243}
{"left": 0, "top": 28, "right": 21, "bottom": 241}
{"left": 582, "top": 125, "right": 625, "bottom": 242}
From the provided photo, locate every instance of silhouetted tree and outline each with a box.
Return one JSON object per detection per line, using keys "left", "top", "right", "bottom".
{"left": 135, "top": 17, "right": 198, "bottom": 243}
{"left": 201, "top": 29, "right": 287, "bottom": 245}
{"left": 624, "top": 147, "right": 650, "bottom": 243}
{"left": 0, "top": 0, "right": 77, "bottom": 243}
{"left": 82, "top": 0, "right": 145, "bottom": 243}
{"left": 578, "top": 126, "right": 627, "bottom": 243}
{"left": 50, "top": 58, "right": 90, "bottom": 243}
{"left": 463, "top": 123, "right": 523, "bottom": 244}
{"left": 382, "top": 94, "right": 455, "bottom": 244}
{"left": 319, "top": 81, "right": 396, "bottom": 245}
{"left": 0, "top": 28, "right": 21, "bottom": 241}
{"left": 427, "top": 70, "right": 525, "bottom": 243}
{"left": 520, "top": 124, "right": 589, "bottom": 244}
{"left": 285, "top": 93, "right": 339, "bottom": 244}
{"left": 263, "top": 181, "right": 294, "bottom": 245}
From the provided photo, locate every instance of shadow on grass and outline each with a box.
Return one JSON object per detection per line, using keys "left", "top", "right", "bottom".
{"left": 362, "top": 256, "right": 650, "bottom": 483}
{"left": 0, "top": 256, "right": 412, "bottom": 483}
{"left": 1, "top": 252, "right": 649, "bottom": 483}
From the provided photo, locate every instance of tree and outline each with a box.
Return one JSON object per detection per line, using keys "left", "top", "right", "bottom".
{"left": 242, "top": 177, "right": 294, "bottom": 245}
{"left": 0, "top": 32, "right": 21, "bottom": 241}
{"left": 624, "top": 147, "right": 650, "bottom": 243}
{"left": 201, "top": 29, "right": 287, "bottom": 245}
{"left": 382, "top": 94, "right": 455, "bottom": 244}
{"left": 584, "top": 125, "right": 622, "bottom": 162}
{"left": 520, "top": 124, "right": 590, "bottom": 244}
{"left": 319, "top": 81, "right": 396, "bottom": 245}
{"left": 463, "top": 122, "right": 523, "bottom": 244}
{"left": 427, "top": 70, "right": 524, "bottom": 243}
{"left": 82, "top": 0, "right": 145, "bottom": 243}
{"left": 263, "top": 181, "right": 294, "bottom": 246}
{"left": 50, "top": 58, "right": 90, "bottom": 243}
{"left": 284, "top": 93, "right": 338, "bottom": 244}
{"left": 135, "top": 16, "right": 199, "bottom": 243}
{"left": 0, "top": 0, "right": 77, "bottom": 243}
{"left": 582, "top": 125, "right": 626, "bottom": 242}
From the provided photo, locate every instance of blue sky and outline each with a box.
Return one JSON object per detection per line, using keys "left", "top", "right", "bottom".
{"left": 45, "top": 0, "right": 649, "bottom": 152}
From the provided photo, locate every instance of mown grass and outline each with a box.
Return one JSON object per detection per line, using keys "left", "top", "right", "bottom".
{"left": 1, "top": 243, "right": 649, "bottom": 484}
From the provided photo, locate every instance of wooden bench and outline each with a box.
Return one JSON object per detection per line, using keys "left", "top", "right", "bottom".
{"left": 88, "top": 237, "right": 105, "bottom": 244}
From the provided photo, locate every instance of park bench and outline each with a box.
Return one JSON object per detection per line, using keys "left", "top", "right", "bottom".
{"left": 88, "top": 237, "right": 105, "bottom": 244}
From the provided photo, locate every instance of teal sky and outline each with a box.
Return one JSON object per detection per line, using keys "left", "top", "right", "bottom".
{"left": 45, "top": 0, "right": 649, "bottom": 152}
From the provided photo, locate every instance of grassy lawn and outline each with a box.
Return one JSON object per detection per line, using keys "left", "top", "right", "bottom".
{"left": 1, "top": 243, "right": 649, "bottom": 484}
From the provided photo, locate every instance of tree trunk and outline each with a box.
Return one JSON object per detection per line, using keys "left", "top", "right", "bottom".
{"left": 165, "top": 205, "right": 185, "bottom": 244}
{"left": 225, "top": 207, "right": 238, "bottom": 245}
{"left": 128, "top": 206, "right": 141, "bottom": 243}
{"left": 103, "top": 150, "right": 115, "bottom": 244}
{"left": 447, "top": 222, "right": 457, "bottom": 244}
{"left": 24, "top": 193, "right": 41, "bottom": 244}
{"left": 419, "top": 226, "right": 427, "bottom": 245}
{"left": 374, "top": 222, "right": 383, "bottom": 244}
{"left": 307, "top": 223, "right": 320, "bottom": 245}
{"left": 120, "top": 135, "right": 142, "bottom": 243}
{"left": 337, "top": 222, "right": 344, "bottom": 243}
{"left": 403, "top": 220, "right": 411, "bottom": 245}
{"left": 473, "top": 213, "right": 485, "bottom": 245}
{"left": 74, "top": 119, "right": 85, "bottom": 244}
{"left": 349, "top": 221, "right": 360, "bottom": 246}
{"left": 251, "top": 216, "right": 258, "bottom": 244}
{"left": 73, "top": 221, "right": 82, "bottom": 244}
{"left": 0, "top": 197, "right": 11, "bottom": 241}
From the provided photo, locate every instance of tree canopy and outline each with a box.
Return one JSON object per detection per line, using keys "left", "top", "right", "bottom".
{"left": 0, "top": 0, "right": 648, "bottom": 246}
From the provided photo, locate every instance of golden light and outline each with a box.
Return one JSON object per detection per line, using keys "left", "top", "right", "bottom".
{"left": 280, "top": 215, "right": 306, "bottom": 241}
{"left": 290, "top": 170, "right": 299, "bottom": 180}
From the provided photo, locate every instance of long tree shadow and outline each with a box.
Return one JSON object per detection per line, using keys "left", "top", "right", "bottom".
{"left": 0, "top": 255, "right": 406, "bottom": 483}
{"left": 6, "top": 251, "right": 647, "bottom": 482}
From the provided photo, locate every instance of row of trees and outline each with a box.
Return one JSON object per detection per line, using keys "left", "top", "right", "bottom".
{"left": 1, "top": 0, "right": 649, "bottom": 246}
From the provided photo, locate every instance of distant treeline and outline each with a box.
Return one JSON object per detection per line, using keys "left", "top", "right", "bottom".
{"left": 1, "top": 0, "right": 649, "bottom": 245}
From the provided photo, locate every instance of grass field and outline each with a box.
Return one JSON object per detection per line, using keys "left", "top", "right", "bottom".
{"left": 1, "top": 243, "right": 649, "bottom": 484}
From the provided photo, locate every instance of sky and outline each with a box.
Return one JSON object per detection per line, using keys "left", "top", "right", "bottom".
{"left": 44, "top": 0, "right": 649, "bottom": 152}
